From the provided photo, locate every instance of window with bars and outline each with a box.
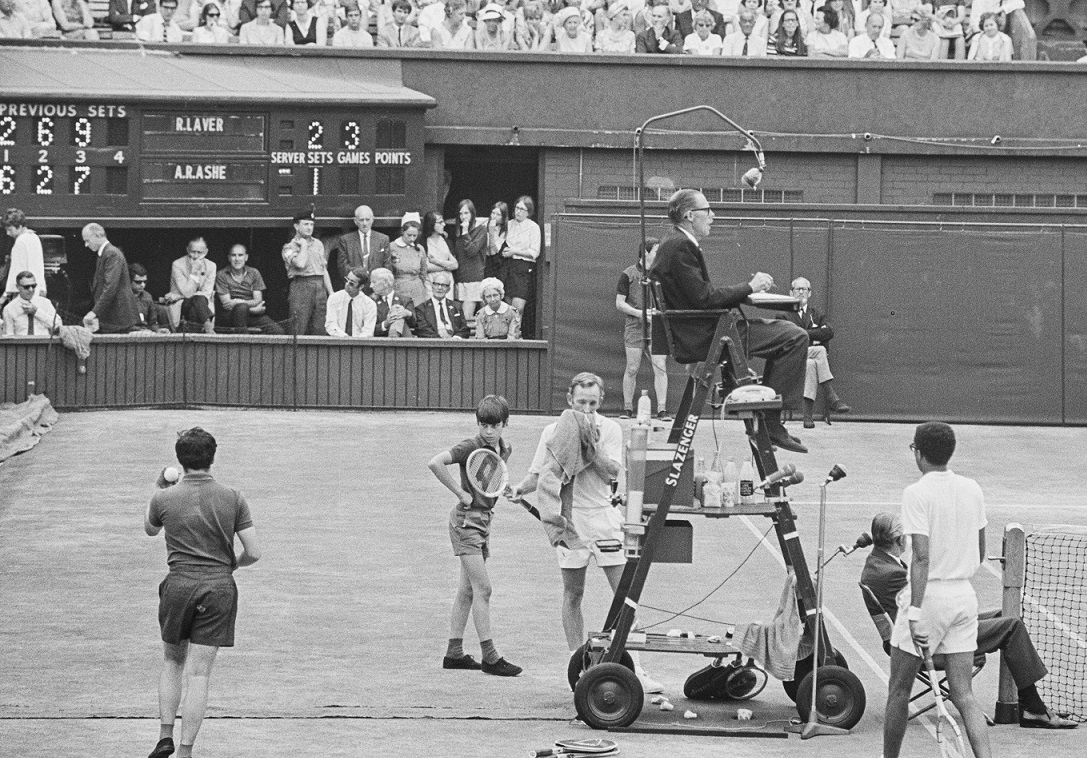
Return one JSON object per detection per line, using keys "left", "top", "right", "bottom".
{"left": 933, "top": 193, "right": 1087, "bottom": 208}
{"left": 597, "top": 185, "right": 802, "bottom": 203}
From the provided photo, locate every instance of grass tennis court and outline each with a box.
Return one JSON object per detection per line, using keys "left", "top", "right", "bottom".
{"left": 2, "top": 408, "right": 1086, "bottom": 757}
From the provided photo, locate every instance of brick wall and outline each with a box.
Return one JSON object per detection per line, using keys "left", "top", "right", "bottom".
{"left": 881, "top": 156, "right": 1087, "bottom": 205}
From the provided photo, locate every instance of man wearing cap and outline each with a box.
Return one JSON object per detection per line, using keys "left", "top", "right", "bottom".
{"left": 332, "top": 3, "right": 374, "bottom": 46}
{"left": 282, "top": 210, "right": 333, "bottom": 336}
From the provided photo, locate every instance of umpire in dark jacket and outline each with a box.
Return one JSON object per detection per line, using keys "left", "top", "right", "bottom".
{"left": 650, "top": 189, "right": 809, "bottom": 453}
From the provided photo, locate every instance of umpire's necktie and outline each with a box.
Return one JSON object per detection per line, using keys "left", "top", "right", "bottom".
{"left": 742, "top": 34, "right": 749, "bottom": 56}
{"left": 162, "top": 20, "right": 168, "bottom": 42}
{"left": 27, "top": 310, "right": 34, "bottom": 335}
{"left": 345, "top": 298, "right": 354, "bottom": 336}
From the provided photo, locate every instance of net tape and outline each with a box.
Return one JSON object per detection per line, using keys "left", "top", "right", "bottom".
{"left": 1023, "top": 525, "right": 1087, "bottom": 723}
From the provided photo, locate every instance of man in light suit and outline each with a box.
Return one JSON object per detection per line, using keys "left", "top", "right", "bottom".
{"left": 369, "top": 267, "right": 415, "bottom": 337}
{"left": 325, "top": 267, "right": 377, "bottom": 337}
{"left": 414, "top": 271, "right": 470, "bottom": 339}
{"left": 650, "top": 189, "right": 808, "bottom": 453}
{"left": 776, "top": 276, "right": 850, "bottom": 428}
{"left": 82, "top": 222, "right": 139, "bottom": 333}
{"left": 327, "top": 205, "right": 389, "bottom": 290}
{"left": 376, "top": 0, "right": 423, "bottom": 46}
{"left": 163, "top": 237, "right": 217, "bottom": 334}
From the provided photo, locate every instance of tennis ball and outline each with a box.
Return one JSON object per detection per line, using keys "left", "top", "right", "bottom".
{"left": 164, "top": 467, "right": 180, "bottom": 483}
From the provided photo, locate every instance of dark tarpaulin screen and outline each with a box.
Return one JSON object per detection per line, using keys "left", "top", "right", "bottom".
{"left": 551, "top": 216, "right": 1079, "bottom": 424}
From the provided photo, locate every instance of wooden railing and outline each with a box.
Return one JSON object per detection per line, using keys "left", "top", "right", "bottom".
{"left": 0, "top": 334, "right": 550, "bottom": 413}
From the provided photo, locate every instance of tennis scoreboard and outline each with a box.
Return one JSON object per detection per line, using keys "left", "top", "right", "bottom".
{"left": 0, "top": 101, "right": 425, "bottom": 218}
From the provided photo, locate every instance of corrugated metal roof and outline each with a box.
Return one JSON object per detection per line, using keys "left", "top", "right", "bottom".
{"left": 0, "top": 46, "right": 435, "bottom": 107}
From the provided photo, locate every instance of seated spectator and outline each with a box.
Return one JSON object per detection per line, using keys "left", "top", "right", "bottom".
{"left": 17, "top": 0, "right": 61, "bottom": 36}
{"left": 770, "top": 7, "right": 805, "bottom": 53}
{"left": 683, "top": 9, "right": 723, "bottom": 53}
{"left": 0, "top": 0, "right": 34, "bottom": 37}
{"left": 853, "top": 0, "right": 890, "bottom": 39}
{"left": 520, "top": 0, "right": 549, "bottom": 49}
{"left": 129, "top": 263, "right": 173, "bottom": 333}
{"left": 933, "top": 0, "right": 964, "bottom": 58}
{"left": 475, "top": 278, "right": 520, "bottom": 340}
{"left": 415, "top": 0, "right": 446, "bottom": 43}
{"left": 675, "top": 0, "right": 724, "bottom": 38}
{"left": 376, "top": 0, "right": 423, "bottom": 46}
{"left": 847, "top": 11, "right": 893, "bottom": 56}
{"left": 596, "top": 0, "right": 636, "bottom": 52}
{"left": 823, "top": 0, "right": 852, "bottom": 37}
{"left": 967, "top": 9, "right": 1011, "bottom": 59}
{"left": 725, "top": 0, "right": 767, "bottom": 40}
{"left": 325, "top": 266, "right": 377, "bottom": 337}
{"left": 215, "top": 244, "right": 284, "bottom": 334}
{"left": 968, "top": 0, "right": 1033, "bottom": 60}
{"left": 476, "top": 2, "right": 516, "bottom": 48}
{"left": 804, "top": 5, "right": 846, "bottom": 56}
{"left": 239, "top": 0, "right": 284, "bottom": 41}
{"left": 286, "top": 0, "right": 326, "bottom": 44}
{"left": 636, "top": 2, "right": 682, "bottom": 52}
{"left": 372, "top": 216, "right": 430, "bottom": 307}
{"left": 51, "top": 0, "right": 100, "bottom": 38}
{"left": 238, "top": 0, "right": 287, "bottom": 28}
{"left": 777, "top": 276, "right": 849, "bottom": 427}
{"left": 887, "top": 0, "right": 921, "bottom": 37}
{"left": 431, "top": 0, "right": 475, "bottom": 47}
{"left": 135, "top": 0, "right": 183, "bottom": 39}
{"left": 722, "top": 7, "right": 766, "bottom": 54}
{"left": 2, "top": 271, "right": 57, "bottom": 336}
{"left": 332, "top": 2, "right": 373, "bottom": 45}
{"left": 191, "top": 1, "right": 232, "bottom": 40}
{"left": 415, "top": 271, "right": 470, "bottom": 339}
{"left": 769, "top": 0, "right": 811, "bottom": 40}
{"left": 164, "top": 236, "right": 217, "bottom": 333}
{"left": 370, "top": 267, "right": 415, "bottom": 338}
{"left": 896, "top": 5, "right": 938, "bottom": 58}
{"left": 452, "top": 199, "right": 488, "bottom": 322}
{"left": 108, "top": 0, "right": 156, "bottom": 31}
{"left": 550, "top": 5, "right": 592, "bottom": 50}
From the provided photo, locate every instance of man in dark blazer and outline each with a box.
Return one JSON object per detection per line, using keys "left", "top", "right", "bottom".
{"left": 414, "top": 272, "right": 470, "bottom": 339}
{"left": 326, "top": 204, "right": 390, "bottom": 290}
{"left": 636, "top": 4, "right": 684, "bottom": 53}
{"left": 650, "top": 189, "right": 808, "bottom": 453}
{"left": 369, "top": 267, "right": 415, "bottom": 337}
{"left": 237, "top": 0, "right": 288, "bottom": 29}
{"left": 776, "top": 276, "right": 850, "bottom": 428}
{"left": 861, "top": 512, "right": 1076, "bottom": 730}
{"left": 107, "top": 0, "right": 156, "bottom": 31}
{"left": 81, "top": 222, "right": 138, "bottom": 333}
{"left": 674, "top": 0, "right": 726, "bottom": 39}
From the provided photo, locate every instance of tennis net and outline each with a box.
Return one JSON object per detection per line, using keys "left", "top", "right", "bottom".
{"left": 1022, "top": 525, "right": 1087, "bottom": 723}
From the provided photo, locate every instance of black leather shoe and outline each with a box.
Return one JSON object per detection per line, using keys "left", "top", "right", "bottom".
{"left": 482, "top": 657, "right": 523, "bottom": 677}
{"left": 829, "top": 399, "right": 851, "bottom": 413}
{"left": 802, "top": 416, "right": 815, "bottom": 429}
{"left": 1020, "top": 710, "right": 1078, "bottom": 729}
{"left": 769, "top": 433, "right": 808, "bottom": 454}
{"left": 149, "top": 738, "right": 175, "bottom": 758}
{"left": 443, "top": 654, "right": 483, "bottom": 670}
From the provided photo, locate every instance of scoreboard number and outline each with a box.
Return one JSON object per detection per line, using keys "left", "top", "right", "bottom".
{"left": 342, "top": 121, "right": 360, "bottom": 150}
{"left": 0, "top": 165, "right": 14, "bottom": 194}
{"left": 37, "top": 117, "right": 55, "bottom": 147}
{"left": 36, "top": 165, "right": 54, "bottom": 195}
{"left": 0, "top": 116, "right": 14, "bottom": 145}
{"left": 74, "top": 118, "right": 92, "bottom": 148}
{"left": 308, "top": 120, "right": 323, "bottom": 149}
{"left": 71, "top": 165, "right": 91, "bottom": 194}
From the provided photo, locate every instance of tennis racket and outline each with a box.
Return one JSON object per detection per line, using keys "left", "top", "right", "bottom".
{"left": 529, "top": 738, "right": 619, "bottom": 757}
{"left": 921, "top": 646, "right": 966, "bottom": 758}
{"left": 463, "top": 447, "right": 508, "bottom": 526}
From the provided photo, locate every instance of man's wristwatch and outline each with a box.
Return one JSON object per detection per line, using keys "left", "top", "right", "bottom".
{"left": 907, "top": 606, "right": 924, "bottom": 621}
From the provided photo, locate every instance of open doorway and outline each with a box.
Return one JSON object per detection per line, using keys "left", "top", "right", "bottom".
{"left": 443, "top": 146, "right": 541, "bottom": 338}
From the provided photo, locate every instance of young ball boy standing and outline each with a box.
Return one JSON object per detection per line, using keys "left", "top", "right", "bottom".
{"left": 428, "top": 395, "right": 522, "bottom": 677}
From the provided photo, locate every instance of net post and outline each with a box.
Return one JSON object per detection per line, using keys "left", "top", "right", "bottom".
{"left": 995, "top": 522, "right": 1025, "bottom": 724}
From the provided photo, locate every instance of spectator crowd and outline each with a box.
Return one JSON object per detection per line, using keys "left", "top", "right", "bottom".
{"left": 0, "top": 200, "right": 540, "bottom": 340}
{"left": 0, "top": 0, "right": 1044, "bottom": 61}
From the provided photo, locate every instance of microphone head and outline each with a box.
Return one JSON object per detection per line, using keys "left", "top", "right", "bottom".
{"left": 741, "top": 167, "right": 763, "bottom": 189}
{"left": 782, "top": 471, "right": 804, "bottom": 487}
{"left": 856, "top": 532, "right": 873, "bottom": 549}
{"left": 826, "top": 464, "right": 846, "bottom": 483}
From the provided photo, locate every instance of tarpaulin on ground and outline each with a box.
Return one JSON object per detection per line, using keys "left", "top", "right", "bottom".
{"left": 0, "top": 394, "right": 59, "bottom": 464}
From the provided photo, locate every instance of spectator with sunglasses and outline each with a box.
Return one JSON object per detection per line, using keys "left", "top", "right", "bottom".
{"left": 191, "top": 1, "right": 232, "bottom": 41}
{"left": 2, "top": 271, "right": 57, "bottom": 337}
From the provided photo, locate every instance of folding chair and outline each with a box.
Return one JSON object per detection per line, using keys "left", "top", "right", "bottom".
{"left": 859, "top": 583, "right": 991, "bottom": 723}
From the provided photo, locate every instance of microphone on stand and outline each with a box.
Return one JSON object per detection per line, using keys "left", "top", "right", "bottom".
{"left": 837, "top": 532, "right": 873, "bottom": 557}
{"left": 823, "top": 464, "right": 846, "bottom": 486}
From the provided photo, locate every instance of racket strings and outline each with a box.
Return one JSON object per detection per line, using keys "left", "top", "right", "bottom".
{"left": 466, "top": 449, "right": 505, "bottom": 497}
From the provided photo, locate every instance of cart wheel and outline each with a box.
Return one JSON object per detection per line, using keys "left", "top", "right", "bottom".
{"left": 783, "top": 650, "right": 848, "bottom": 703}
{"left": 567, "top": 642, "right": 635, "bottom": 692}
{"left": 795, "top": 665, "right": 866, "bottom": 730}
{"left": 574, "top": 662, "right": 645, "bottom": 730}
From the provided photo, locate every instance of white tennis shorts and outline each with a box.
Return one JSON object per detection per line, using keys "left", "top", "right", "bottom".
{"left": 891, "top": 579, "right": 979, "bottom": 656}
{"left": 556, "top": 506, "right": 626, "bottom": 569}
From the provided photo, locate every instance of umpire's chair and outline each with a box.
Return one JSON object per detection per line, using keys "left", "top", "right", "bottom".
{"left": 859, "top": 583, "right": 993, "bottom": 725}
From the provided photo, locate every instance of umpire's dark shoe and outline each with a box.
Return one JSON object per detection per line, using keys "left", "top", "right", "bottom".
{"left": 443, "top": 654, "right": 483, "bottom": 670}
{"left": 148, "top": 737, "right": 175, "bottom": 758}
{"left": 482, "top": 657, "right": 523, "bottom": 677}
{"left": 769, "top": 432, "right": 808, "bottom": 454}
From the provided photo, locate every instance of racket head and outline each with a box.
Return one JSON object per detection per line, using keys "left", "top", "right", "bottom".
{"left": 465, "top": 447, "right": 508, "bottom": 498}
{"left": 553, "top": 738, "right": 618, "bottom": 754}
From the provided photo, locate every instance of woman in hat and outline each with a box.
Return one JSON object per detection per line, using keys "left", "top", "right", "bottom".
{"left": 476, "top": 2, "right": 516, "bottom": 48}
{"left": 595, "top": 0, "right": 635, "bottom": 52}
{"left": 474, "top": 278, "right": 521, "bottom": 340}
{"left": 550, "top": 4, "right": 592, "bottom": 51}
{"left": 384, "top": 214, "right": 430, "bottom": 306}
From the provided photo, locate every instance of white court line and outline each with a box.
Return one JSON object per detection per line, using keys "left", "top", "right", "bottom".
{"left": 738, "top": 515, "right": 938, "bottom": 737}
